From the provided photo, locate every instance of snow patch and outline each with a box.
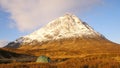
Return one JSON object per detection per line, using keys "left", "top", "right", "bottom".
{"left": 16, "top": 14, "right": 104, "bottom": 44}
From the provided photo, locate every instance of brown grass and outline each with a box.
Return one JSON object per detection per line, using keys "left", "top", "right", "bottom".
{"left": 1, "top": 38, "right": 120, "bottom": 68}
{"left": 1, "top": 54, "right": 120, "bottom": 68}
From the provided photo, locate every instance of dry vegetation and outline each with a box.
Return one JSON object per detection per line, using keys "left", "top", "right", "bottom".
{"left": 0, "top": 38, "right": 120, "bottom": 68}
{"left": 1, "top": 54, "right": 120, "bottom": 68}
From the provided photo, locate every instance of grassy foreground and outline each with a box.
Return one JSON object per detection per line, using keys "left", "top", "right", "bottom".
{"left": 0, "top": 53, "right": 120, "bottom": 68}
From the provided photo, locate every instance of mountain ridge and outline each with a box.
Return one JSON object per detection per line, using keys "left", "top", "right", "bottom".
{"left": 5, "top": 14, "right": 112, "bottom": 49}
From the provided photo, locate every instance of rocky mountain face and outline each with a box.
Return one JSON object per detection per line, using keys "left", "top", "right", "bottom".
{"left": 5, "top": 14, "right": 110, "bottom": 49}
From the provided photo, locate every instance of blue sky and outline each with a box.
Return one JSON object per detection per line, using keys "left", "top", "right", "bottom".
{"left": 80, "top": 0, "right": 120, "bottom": 44}
{"left": 0, "top": 0, "right": 120, "bottom": 44}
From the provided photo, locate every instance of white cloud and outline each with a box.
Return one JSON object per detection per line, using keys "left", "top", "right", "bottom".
{"left": 0, "top": 40, "right": 8, "bottom": 47}
{"left": 0, "top": 0, "right": 102, "bottom": 32}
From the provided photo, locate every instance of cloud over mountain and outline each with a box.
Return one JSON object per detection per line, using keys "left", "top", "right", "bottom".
{"left": 0, "top": 0, "right": 102, "bottom": 32}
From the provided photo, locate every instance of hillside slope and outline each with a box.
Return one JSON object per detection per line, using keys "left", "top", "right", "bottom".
{"left": 0, "top": 48, "right": 36, "bottom": 63}
{"left": 5, "top": 14, "right": 106, "bottom": 49}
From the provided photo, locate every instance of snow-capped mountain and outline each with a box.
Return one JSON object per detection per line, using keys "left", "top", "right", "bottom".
{"left": 5, "top": 14, "right": 106, "bottom": 48}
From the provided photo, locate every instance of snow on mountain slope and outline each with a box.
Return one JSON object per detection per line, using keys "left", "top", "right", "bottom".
{"left": 21, "top": 14, "right": 103, "bottom": 43}
{"left": 6, "top": 14, "right": 105, "bottom": 48}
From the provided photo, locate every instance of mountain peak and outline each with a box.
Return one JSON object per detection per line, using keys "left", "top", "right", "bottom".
{"left": 60, "top": 13, "right": 83, "bottom": 23}
{"left": 63, "top": 13, "right": 79, "bottom": 19}
{"left": 5, "top": 14, "right": 105, "bottom": 48}
{"left": 22, "top": 14, "right": 103, "bottom": 43}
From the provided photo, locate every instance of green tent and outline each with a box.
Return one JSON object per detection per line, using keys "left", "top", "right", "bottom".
{"left": 36, "top": 55, "right": 51, "bottom": 63}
